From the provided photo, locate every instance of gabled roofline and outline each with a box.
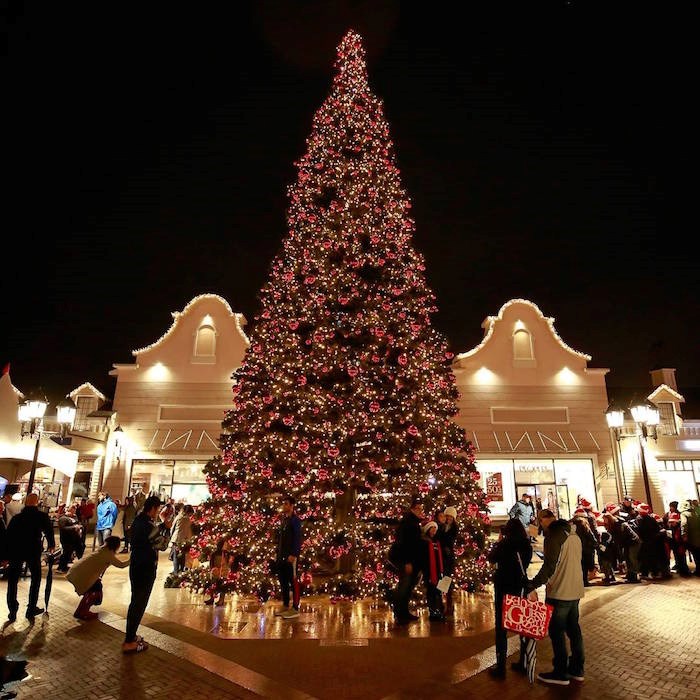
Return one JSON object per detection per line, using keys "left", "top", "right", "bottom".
{"left": 131, "top": 293, "right": 250, "bottom": 356}
{"left": 649, "top": 383, "right": 685, "bottom": 403}
{"left": 455, "top": 298, "right": 592, "bottom": 362}
{"left": 69, "top": 382, "right": 107, "bottom": 401}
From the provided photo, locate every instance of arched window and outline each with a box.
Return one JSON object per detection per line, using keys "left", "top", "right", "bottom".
{"left": 513, "top": 329, "right": 533, "bottom": 360}
{"left": 194, "top": 325, "right": 216, "bottom": 359}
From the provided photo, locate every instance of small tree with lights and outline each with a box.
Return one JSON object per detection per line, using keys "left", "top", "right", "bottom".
{"left": 182, "top": 30, "right": 491, "bottom": 603}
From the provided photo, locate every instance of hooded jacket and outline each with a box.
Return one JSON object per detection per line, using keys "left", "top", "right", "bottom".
{"left": 528, "top": 519, "right": 584, "bottom": 601}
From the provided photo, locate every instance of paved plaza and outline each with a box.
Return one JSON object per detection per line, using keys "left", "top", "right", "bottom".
{"left": 1, "top": 551, "right": 699, "bottom": 699}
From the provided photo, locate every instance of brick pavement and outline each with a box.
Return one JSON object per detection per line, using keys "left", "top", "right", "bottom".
{"left": 1, "top": 572, "right": 699, "bottom": 699}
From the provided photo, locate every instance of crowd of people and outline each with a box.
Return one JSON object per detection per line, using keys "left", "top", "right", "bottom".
{"left": 486, "top": 491, "right": 700, "bottom": 687}
{"left": 0, "top": 487, "right": 199, "bottom": 656}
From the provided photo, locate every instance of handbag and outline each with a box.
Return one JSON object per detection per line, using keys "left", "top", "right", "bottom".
{"left": 501, "top": 551, "right": 553, "bottom": 640}
{"left": 502, "top": 593, "right": 553, "bottom": 640}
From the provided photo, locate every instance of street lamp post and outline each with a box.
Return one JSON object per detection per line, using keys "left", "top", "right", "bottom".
{"left": 630, "top": 400, "right": 659, "bottom": 512}
{"left": 19, "top": 392, "right": 77, "bottom": 497}
{"left": 18, "top": 389, "right": 49, "bottom": 495}
{"left": 605, "top": 402, "right": 626, "bottom": 501}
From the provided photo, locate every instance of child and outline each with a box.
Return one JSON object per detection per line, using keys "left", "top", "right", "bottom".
{"left": 66, "top": 535, "right": 129, "bottom": 620}
{"left": 421, "top": 521, "right": 446, "bottom": 622}
{"left": 598, "top": 531, "right": 617, "bottom": 584}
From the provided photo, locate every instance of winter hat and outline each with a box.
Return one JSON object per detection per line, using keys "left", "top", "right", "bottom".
{"left": 573, "top": 508, "right": 586, "bottom": 516}
{"left": 652, "top": 513, "right": 663, "bottom": 523}
{"left": 423, "top": 521, "right": 438, "bottom": 534}
{"left": 580, "top": 498, "right": 592, "bottom": 508}
{"left": 636, "top": 503, "right": 651, "bottom": 515}
{"left": 443, "top": 506, "right": 457, "bottom": 520}
{"left": 605, "top": 502, "right": 620, "bottom": 515}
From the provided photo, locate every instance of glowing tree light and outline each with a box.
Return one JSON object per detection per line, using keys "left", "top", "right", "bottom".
{"left": 181, "top": 29, "right": 491, "bottom": 603}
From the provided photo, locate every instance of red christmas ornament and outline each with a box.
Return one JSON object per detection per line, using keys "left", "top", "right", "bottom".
{"left": 398, "top": 354, "right": 408, "bottom": 366}
{"left": 369, "top": 401, "right": 380, "bottom": 413}
{"left": 298, "top": 439, "right": 309, "bottom": 453}
{"left": 347, "top": 366, "right": 358, "bottom": 377}
{"left": 407, "top": 425, "right": 419, "bottom": 436}
{"left": 327, "top": 446, "right": 340, "bottom": 458}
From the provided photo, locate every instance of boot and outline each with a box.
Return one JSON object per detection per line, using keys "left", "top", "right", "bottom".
{"left": 73, "top": 591, "right": 98, "bottom": 620}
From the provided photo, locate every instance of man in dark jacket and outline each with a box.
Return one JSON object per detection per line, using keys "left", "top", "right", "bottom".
{"left": 57, "top": 504, "right": 84, "bottom": 571}
{"left": 122, "top": 495, "right": 165, "bottom": 653}
{"left": 390, "top": 496, "right": 425, "bottom": 625}
{"left": 275, "top": 495, "right": 303, "bottom": 619}
{"left": 6, "top": 492, "right": 55, "bottom": 622}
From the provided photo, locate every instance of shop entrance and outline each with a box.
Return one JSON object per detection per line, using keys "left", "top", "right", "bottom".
{"left": 520, "top": 483, "right": 559, "bottom": 520}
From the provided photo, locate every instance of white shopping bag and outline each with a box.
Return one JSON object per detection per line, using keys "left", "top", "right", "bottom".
{"left": 436, "top": 575, "right": 452, "bottom": 594}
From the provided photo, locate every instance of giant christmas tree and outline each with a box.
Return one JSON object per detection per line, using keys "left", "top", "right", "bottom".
{"left": 185, "top": 30, "right": 491, "bottom": 602}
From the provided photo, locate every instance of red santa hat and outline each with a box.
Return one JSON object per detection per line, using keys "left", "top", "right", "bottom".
{"left": 605, "top": 502, "right": 620, "bottom": 515}
{"left": 652, "top": 513, "right": 663, "bottom": 523}
{"left": 580, "top": 498, "right": 592, "bottom": 508}
{"left": 636, "top": 503, "right": 651, "bottom": 515}
{"left": 573, "top": 508, "right": 586, "bottom": 516}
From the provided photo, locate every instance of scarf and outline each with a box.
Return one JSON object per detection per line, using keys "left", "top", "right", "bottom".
{"left": 427, "top": 540, "right": 444, "bottom": 585}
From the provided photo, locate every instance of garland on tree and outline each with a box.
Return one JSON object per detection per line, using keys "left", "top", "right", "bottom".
{"left": 177, "top": 29, "right": 492, "bottom": 603}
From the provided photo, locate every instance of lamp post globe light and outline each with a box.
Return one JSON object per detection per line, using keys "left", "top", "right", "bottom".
{"left": 56, "top": 396, "right": 77, "bottom": 442}
{"left": 18, "top": 389, "right": 49, "bottom": 495}
{"left": 18, "top": 392, "right": 77, "bottom": 496}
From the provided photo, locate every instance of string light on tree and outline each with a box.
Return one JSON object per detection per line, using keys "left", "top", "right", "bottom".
{"left": 180, "top": 29, "right": 491, "bottom": 602}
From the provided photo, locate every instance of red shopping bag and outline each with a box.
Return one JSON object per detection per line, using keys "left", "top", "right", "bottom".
{"left": 502, "top": 594, "right": 554, "bottom": 640}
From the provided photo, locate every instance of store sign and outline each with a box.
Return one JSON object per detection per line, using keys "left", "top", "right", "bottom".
{"left": 485, "top": 472, "right": 504, "bottom": 501}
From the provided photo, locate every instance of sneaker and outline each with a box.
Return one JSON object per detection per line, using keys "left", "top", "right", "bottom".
{"left": 568, "top": 671, "right": 585, "bottom": 682}
{"left": 25, "top": 606, "right": 44, "bottom": 620}
{"left": 273, "top": 606, "right": 290, "bottom": 616}
{"left": 281, "top": 608, "right": 299, "bottom": 619}
{"left": 537, "top": 671, "right": 570, "bottom": 686}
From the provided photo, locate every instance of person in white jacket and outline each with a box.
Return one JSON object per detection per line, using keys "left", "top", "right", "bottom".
{"left": 66, "top": 535, "right": 129, "bottom": 620}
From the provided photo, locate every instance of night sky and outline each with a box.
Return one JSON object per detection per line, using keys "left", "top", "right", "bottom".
{"left": 2, "top": 2, "right": 695, "bottom": 404}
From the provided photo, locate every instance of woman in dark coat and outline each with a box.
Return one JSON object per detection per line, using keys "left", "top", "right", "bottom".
{"left": 486, "top": 518, "right": 533, "bottom": 679}
{"left": 572, "top": 510, "right": 599, "bottom": 586}
{"left": 436, "top": 506, "right": 459, "bottom": 617}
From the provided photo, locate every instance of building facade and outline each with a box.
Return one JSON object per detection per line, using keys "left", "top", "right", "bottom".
{"left": 451, "top": 299, "right": 616, "bottom": 521}
{"left": 104, "top": 294, "right": 249, "bottom": 504}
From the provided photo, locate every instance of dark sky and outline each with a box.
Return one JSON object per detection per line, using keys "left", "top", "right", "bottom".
{"left": 2, "top": 2, "right": 695, "bottom": 404}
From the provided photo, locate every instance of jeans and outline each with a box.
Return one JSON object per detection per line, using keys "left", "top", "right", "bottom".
{"left": 6, "top": 556, "right": 43, "bottom": 615}
{"left": 393, "top": 567, "right": 420, "bottom": 617}
{"left": 278, "top": 559, "right": 300, "bottom": 609}
{"left": 546, "top": 598, "right": 585, "bottom": 676}
{"left": 125, "top": 564, "right": 157, "bottom": 643}
{"left": 97, "top": 528, "right": 112, "bottom": 546}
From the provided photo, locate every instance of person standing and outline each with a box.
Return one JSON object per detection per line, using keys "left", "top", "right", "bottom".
{"left": 525, "top": 508, "right": 585, "bottom": 686}
{"left": 618, "top": 495, "right": 637, "bottom": 522}
{"left": 390, "top": 496, "right": 425, "bottom": 625}
{"left": 275, "top": 495, "right": 302, "bottom": 619}
{"left": 509, "top": 492, "right": 535, "bottom": 541}
{"left": 5, "top": 493, "right": 24, "bottom": 525}
{"left": 436, "top": 505, "right": 458, "bottom": 618}
{"left": 680, "top": 499, "right": 700, "bottom": 576}
{"left": 122, "top": 495, "right": 166, "bottom": 653}
{"left": 67, "top": 535, "right": 129, "bottom": 620}
{"left": 77, "top": 497, "right": 95, "bottom": 545}
{"left": 169, "top": 504, "right": 194, "bottom": 574}
{"left": 487, "top": 518, "right": 533, "bottom": 679}
{"left": 57, "top": 504, "right": 84, "bottom": 572}
{"left": 134, "top": 485, "right": 147, "bottom": 514}
{"left": 96, "top": 492, "right": 118, "bottom": 546}
{"left": 0, "top": 501, "right": 8, "bottom": 580}
{"left": 664, "top": 501, "right": 689, "bottom": 576}
{"left": 5, "top": 493, "right": 55, "bottom": 622}
{"left": 120, "top": 496, "right": 137, "bottom": 553}
{"left": 421, "top": 521, "right": 446, "bottom": 621}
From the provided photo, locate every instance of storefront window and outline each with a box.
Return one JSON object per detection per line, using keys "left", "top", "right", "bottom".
{"left": 129, "top": 459, "right": 211, "bottom": 505}
{"left": 477, "top": 460, "right": 516, "bottom": 518}
{"left": 553, "top": 459, "right": 596, "bottom": 520}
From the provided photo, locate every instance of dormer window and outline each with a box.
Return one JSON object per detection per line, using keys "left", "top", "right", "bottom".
{"left": 192, "top": 319, "right": 216, "bottom": 364}
{"left": 513, "top": 327, "right": 536, "bottom": 367}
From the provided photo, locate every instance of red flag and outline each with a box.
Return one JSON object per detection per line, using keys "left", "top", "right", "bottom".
{"left": 1, "top": 363, "right": 9, "bottom": 376}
